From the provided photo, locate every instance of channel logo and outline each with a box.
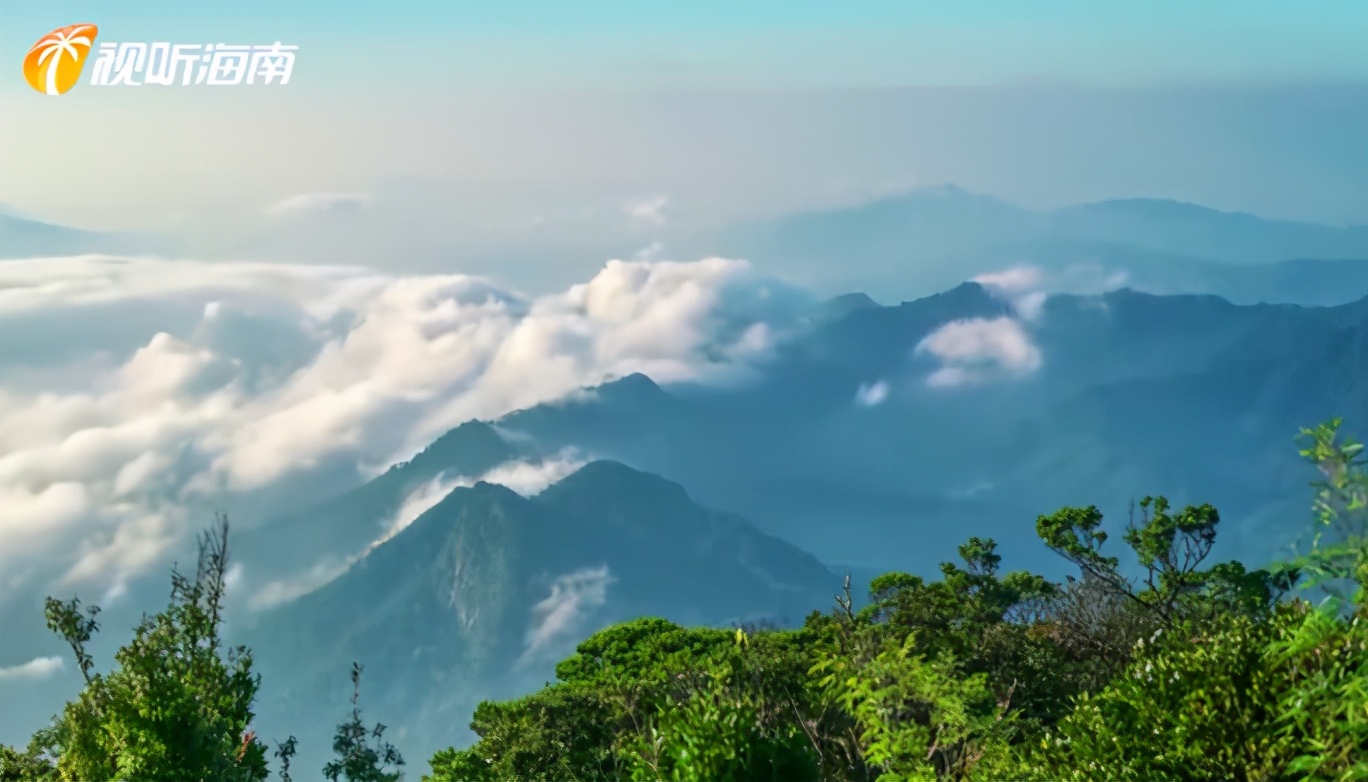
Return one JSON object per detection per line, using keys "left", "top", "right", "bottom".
{"left": 23, "top": 24, "right": 99, "bottom": 95}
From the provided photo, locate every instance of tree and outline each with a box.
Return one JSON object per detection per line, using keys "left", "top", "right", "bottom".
{"left": 1280, "top": 417, "right": 1368, "bottom": 606}
{"left": 323, "top": 663, "right": 405, "bottom": 782}
{"left": 36, "top": 514, "right": 271, "bottom": 782}
{"left": 0, "top": 743, "right": 55, "bottom": 781}
{"left": 1036, "top": 497, "right": 1291, "bottom": 629}
{"left": 1019, "top": 600, "right": 1368, "bottom": 780}
{"left": 421, "top": 419, "right": 1365, "bottom": 782}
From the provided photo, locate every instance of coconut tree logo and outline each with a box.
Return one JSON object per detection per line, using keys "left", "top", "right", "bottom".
{"left": 23, "top": 24, "right": 99, "bottom": 95}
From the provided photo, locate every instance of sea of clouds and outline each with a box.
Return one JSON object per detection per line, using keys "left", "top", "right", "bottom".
{"left": 0, "top": 254, "right": 814, "bottom": 611}
{"left": 0, "top": 249, "right": 1100, "bottom": 688}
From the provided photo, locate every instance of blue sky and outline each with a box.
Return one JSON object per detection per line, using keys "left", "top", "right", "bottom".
{"left": 0, "top": 0, "right": 1364, "bottom": 271}
{"left": 4, "top": 1, "right": 1366, "bottom": 90}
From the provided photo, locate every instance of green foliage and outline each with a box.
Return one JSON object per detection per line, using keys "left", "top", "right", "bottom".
{"left": 1020, "top": 600, "right": 1368, "bottom": 780}
{"left": 0, "top": 743, "right": 55, "bottom": 781}
{"left": 1036, "top": 497, "right": 1287, "bottom": 626}
{"left": 554, "top": 617, "right": 734, "bottom": 688}
{"left": 424, "top": 684, "right": 619, "bottom": 781}
{"left": 424, "top": 418, "right": 1365, "bottom": 781}
{"left": 37, "top": 515, "right": 270, "bottom": 782}
{"left": 273, "top": 736, "right": 298, "bottom": 782}
{"left": 813, "top": 632, "right": 1009, "bottom": 781}
{"left": 1280, "top": 417, "right": 1368, "bottom": 605}
{"left": 625, "top": 632, "right": 822, "bottom": 782}
{"left": 323, "top": 663, "right": 405, "bottom": 782}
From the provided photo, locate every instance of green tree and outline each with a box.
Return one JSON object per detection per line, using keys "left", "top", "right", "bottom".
{"left": 623, "top": 629, "right": 824, "bottom": 782}
{"left": 324, "top": 663, "right": 405, "bottom": 782}
{"left": 421, "top": 418, "right": 1365, "bottom": 782}
{"left": 425, "top": 684, "right": 619, "bottom": 781}
{"left": 1019, "top": 600, "right": 1367, "bottom": 780}
{"left": 35, "top": 514, "right": 271, "bottom": 782}
{"left": 1281, "top": 417, "right": 1368, "bottom": 606}
{"left": 0, "top": 743, "right": 55, "bottom": 781}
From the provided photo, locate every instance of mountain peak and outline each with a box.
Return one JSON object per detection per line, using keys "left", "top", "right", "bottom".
{"left": 820, "top": 292, "right": 881, "bottom": 320}
{"left": 402, "top": 420, "right": 518, "bottom": 477}
{"left": 539, "top": 459, "right": 692, "bottom": 512}
{"left": 902, "top": 280, "right": 1001, "bottom": 312}
{"left": 591, "top": 373, "right": 671, "bottom": 404}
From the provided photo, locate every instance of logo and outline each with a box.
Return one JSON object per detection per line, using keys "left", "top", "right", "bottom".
{"left": 22, "top": 24, "right": 298, "bottom": 94}
{"left": 23, "top": 23, "right": 99, "bottom": 95}
{"left": 88, "top": 42, "right": 297, "bottom": 87}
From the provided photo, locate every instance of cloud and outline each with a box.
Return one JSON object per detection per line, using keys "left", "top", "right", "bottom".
{"left": 242, "top": 452, "right": 591, "bottom": 611}
{"left": 971, "top": 264, "right": 1130, "bottom": 322}
{"left": 973, "top": 266, "right": 1048, "bottom": 322}
{"left": 854, "top": 380, "right": 889, "bottom": 407}
{"left": 266, "top": 192, "right": 373, "bottom": 216}
{"left": 246, "top": 557, "right": 354, "bottom": 612}
{"left": 370, "top": 453, "right": 587, "bottom": 551}
{"left": 623, "top": 195, "right": 670, "bottom": 226}
{"left": 915, "top": 316, "right": 1042, "bottom": 388}
{"left": 521, "top": 565, "right": 614, "bottom": 665}
{"left": 478, "top": 453, "right": 588, "bottom": 496}
{"left": 0, "top": 254, "right": 805, "bottom": 601}
{"left": 633, "top": 241, "right": 665, "bottom": 261}
{"left": 0, "top": 655, "right": 65, "bottom": 681}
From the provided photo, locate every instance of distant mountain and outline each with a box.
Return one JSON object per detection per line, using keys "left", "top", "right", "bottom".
{"left": 715, "top": 186, "right": 1368, "bottom": 304}
{"left": 488, "top": 284, "right": 1368, "bottom": 570}
{"left": 240, "top": 461, "right": 839, "bottom": 772}
{"left": 1047, "top": 199, "right": 1368, "bottom": 264}
{"left": 0, "top": 212, "right": 168, "bottom": 258}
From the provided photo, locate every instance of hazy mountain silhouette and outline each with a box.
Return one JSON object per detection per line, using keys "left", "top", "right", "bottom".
{"left": 717, "top": 186, "right": 1368, "bottom": 303}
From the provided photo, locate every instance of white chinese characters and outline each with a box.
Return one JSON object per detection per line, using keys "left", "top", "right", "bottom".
{"left": 89, "top": 42, "right": 297, "bottom": 86}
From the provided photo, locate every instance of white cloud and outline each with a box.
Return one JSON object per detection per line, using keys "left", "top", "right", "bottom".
{"left": 381, "top": 454, "right": 589, "bottom": 555}
{"left": 623, "top": 195, "right": 670, "bottom": 226}
{"left": 633, "top": 241, "right": 665, "bottom": 261}
{"left": 0, "top": 655, "right": 65, "bottom": 680}
{"left": 244, "top": 453, "right": 590, "bottom": 611}
{"left": 973, "top": 266, "right": 1048, "bottom": 322}
{"left": 246, "top": 557, "right": 353, "bottom": 611}
{"left": 854, "top": 380, "right": 889, "bottom": 407}
{"left": 520, "top": 565, "right": 614, "bottom": 665}
{"left": 266, "top": 192, "right": 373, "bottom": 216}
{"left": 972, "top": 263, "right": 1131, "bottom": 322}
{"left": 478, "top": 452, "right": 587, "bottom": 497}
{"left": 0, "top": 254, "right": 804, "bottom": 601}
{"left": 915, "top": 316, "right": 1042, "bottom": 388}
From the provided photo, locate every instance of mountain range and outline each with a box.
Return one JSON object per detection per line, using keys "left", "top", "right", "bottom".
{"left": 238, "top": 459, "right": 840, "bottom": 770}
{"left": 224, "top": 277, "right": 1366, "bottom": 770}
{"left": 715, "top": 185, "right": 1368, "bottom": 303}
{"left": 0, "top": 210, "right": 172, "bottom": 259}
{"left": 3, "top": 188, "right": 1368, "bottom": 770}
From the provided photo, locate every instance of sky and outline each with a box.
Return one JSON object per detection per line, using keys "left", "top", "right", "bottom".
{"left": 0, "top": 0, "right": 1365, "bottom": 286}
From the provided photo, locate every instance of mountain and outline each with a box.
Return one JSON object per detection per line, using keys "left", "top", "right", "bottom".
{"left": 1047, "top": 199, "right": 1368, "bottom": 263}
{"left": 232, "top": 420, "right": 522, "bottom": 596}
{"left": 715, "top": 186, "right": 1368, "bottom": 304}
{"left": 239, "top": 461, "right": 839, "bottom": 772}
{"left": 487, "top": 285, "right": 1368, "bottom": 571}
{"left": 0, "top": 212, "right": 168, "bottom": 258}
